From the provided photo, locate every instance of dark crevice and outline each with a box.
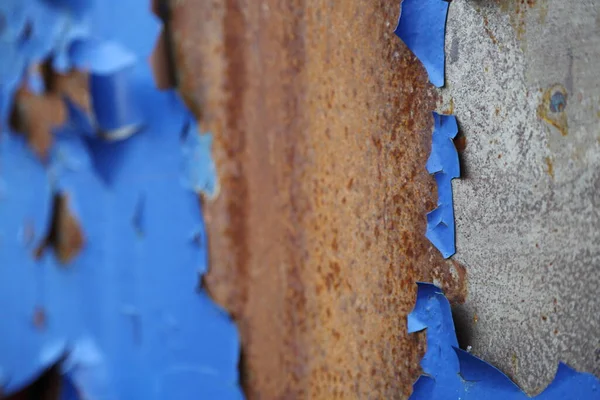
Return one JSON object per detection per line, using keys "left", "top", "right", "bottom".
{"left": 151, "top": 0, "right": 178, "bottom": 89}
{"left": 451, "top": 305, "right": 474, "bottom": 351}
{"left": 3, "top": 364, "right": 61, "bottom": 400}
{"left": 454, "top": 120, "right": 469, "bottom": 179}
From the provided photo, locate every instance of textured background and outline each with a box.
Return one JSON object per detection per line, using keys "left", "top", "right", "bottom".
{"left": 169, "top": 0, "right": 598, "bottom": 398}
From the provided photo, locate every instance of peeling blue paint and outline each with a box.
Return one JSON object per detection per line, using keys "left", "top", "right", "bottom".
{"left": 394, "top": 0, "right": 449, "bottom": 87}
{"left": 408, "top": 283, "right": 600, "bottom": 399}
{"left": 181, "top": 118, "right": 219, "bottom": 199}
{"left": 0, "top": 0, "right": 242, "bottom": 398}
{"left": 426, "top": 112, "right": 459, "bottom": 259}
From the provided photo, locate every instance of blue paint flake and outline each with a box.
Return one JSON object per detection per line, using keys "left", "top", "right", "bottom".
{"left": 408, "top": 283, "right": 600, "bottom": 399}
{"left": 0, "top": 0, "right": 241, "bottom": 398}
{"left": 426, "top": 112, "right": 459, "bottom": 259}
{"left": 181, "top": 118, "right": 219, "bottom": 198}
{"left": 394, "top": 0, "right": 450, "bottom": 87}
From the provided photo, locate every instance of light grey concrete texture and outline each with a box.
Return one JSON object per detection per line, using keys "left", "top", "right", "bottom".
{"left": 440, "top": 0, "right": 600, "bottom": 395}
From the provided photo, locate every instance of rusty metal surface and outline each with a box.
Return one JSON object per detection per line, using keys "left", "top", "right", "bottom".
{"left": 172, "top": 1, "right": 466, "bottom": 398}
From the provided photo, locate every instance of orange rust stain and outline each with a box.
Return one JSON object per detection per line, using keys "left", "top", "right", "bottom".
{"left": 494, "top": 0, "right": 540, "bottom": 42}
{"left": 545, "top": 156, "right": 555, "bottom": 179}
{"left": 443, "top": 97, "right": 455, "bottom": 115}
{"left": 10, "top": 65, "right": 90, "bottom": 161}
{"left": 538, "top": 84, "right": 568, "bottom": 136}
{"left": 172, "top": 0, "right": 467, "bottom": 398}
{"left": 483, "top": 15, "right": 499, "bottom": 45}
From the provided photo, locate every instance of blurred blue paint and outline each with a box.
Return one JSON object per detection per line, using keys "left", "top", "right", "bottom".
{"left": 0, "top": 0, "right": 242, "bottom": 398}
{"left": 408, "top": 283, "right": 600, "bottom": 399}
{"left": 394, "top": 0, "right": 449, "bottom": 87}
{"left": 425, "top": 112, "right": 459, "bottom": 259}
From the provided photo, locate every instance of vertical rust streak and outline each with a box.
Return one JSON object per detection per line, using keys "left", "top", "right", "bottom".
{"left": 279, "top": 1, "right": 309, "bottom": 397}
{"left": 219, "top": 0, "right": 249, "bottom": 317}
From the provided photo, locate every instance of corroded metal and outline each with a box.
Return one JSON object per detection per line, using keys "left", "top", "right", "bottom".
{"left": 172, "top": 1, "right": 466, "bottom": 398}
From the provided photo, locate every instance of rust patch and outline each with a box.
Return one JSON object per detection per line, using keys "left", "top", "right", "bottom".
{"left": 50, "top": 69, "right": 91, "bottom": 113}
{"left": 538, "top": 84, "right": 568, "bottom": 136}
{"left": 545, "top": 156, "right": 555, "bottom": 179}
{"left": 172, "top": 0, "right": 467, "bottom": 398}
{"left": 10, "top": 85, "right": 66, "bottom": 161}
{"left": 483, "top": 15, "right": 499, "bottom": 45}
{"left": 35, "top": 194, "right": 85, "bottom": 265}
{"left": 10, "top": 65, "right": 90, "bottom": 161}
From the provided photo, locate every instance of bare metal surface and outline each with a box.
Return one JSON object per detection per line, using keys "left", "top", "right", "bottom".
{"left": 444, "top": 0, "right": 600, "bottom": 395}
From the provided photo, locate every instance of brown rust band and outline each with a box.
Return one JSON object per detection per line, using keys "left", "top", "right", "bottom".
{"left": 172, "top": 0, "right": 467, "bottom": 398}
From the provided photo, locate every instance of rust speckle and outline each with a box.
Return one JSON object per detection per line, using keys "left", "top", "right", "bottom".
{"left": 32, "top": 307, "right": 47, "bottom": 330}
{"left": 494, "top": 0, "right": 539, "bottom": 43}
{"left": 483, "top": 15, "right": 499, "bottom": 45}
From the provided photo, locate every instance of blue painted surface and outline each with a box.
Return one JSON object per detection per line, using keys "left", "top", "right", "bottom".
{"left": 425, "top": 112, "right": 459, "bottom": 259}
{"left": 394, "top": 0, "right": 449, "bottom": 88}
{"left": 408, "top": 283, "right": 600, "bottom": 400}
{"left": 0, "top": 0, "right": 242, "bottom": 398}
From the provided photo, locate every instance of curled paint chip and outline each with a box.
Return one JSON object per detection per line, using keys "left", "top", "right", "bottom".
{"left": 394, "top": 0, "right": 450, "bottom": 87}
{"left": 408, "top": 283, "right": 600, "bottom": 399}
{"left": 425, "top": 112, "right": 459, "bottom": 258}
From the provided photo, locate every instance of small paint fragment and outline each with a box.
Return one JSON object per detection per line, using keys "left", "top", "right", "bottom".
{"left": 408, "top": 283, "right": 600, "bottom": 399}
{"left": 425, "top": 112, "right": 460, "bottom": 259}
{"left": 394, "top": 0, "right": 451, "bottom": 87}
